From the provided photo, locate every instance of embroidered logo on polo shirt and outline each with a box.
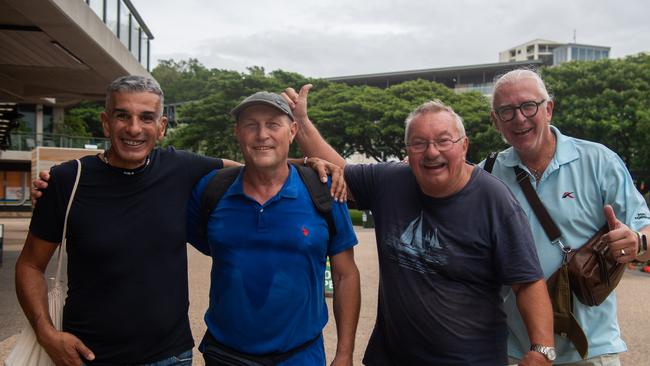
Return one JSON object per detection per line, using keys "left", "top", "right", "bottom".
{"left": 302, "top": 226, "right": 309, "bottom": 237}
{"left": 562, "top": 192, "right": 575, "bottom": 199}
{"left": 635, "top": 213, "right": 650, "bottom": 220}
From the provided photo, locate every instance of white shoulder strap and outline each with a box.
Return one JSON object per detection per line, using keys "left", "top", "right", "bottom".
{"left": 54, "top": 159, "right": 81, "bottom": 284}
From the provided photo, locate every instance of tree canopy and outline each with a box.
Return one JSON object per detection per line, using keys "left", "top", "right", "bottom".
{"left": 155, "top": 59, "right": 499, "bottom": 163}
{"left": 60, "top": 54, "right": 648, "bottom": 171}
{"left": 541, "top": 53, "right": 650, "bottom": 170}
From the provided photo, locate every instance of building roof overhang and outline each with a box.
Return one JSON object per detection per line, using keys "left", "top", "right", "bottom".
{"left": 0, "top": 0, "right": 152, "bottom": 104}
{"left": 326, "top": 60, "right": 545, "bottom": 87}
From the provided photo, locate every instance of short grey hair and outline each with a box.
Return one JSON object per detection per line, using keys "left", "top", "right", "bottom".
{"left": 105, "top": 75, "right": 164, "bottom": 116}
{"left": 492, "top": 69, "right": 551, "bottom": 110}
{"left": 404, "top": 100, "right": 466, "bottom": 144}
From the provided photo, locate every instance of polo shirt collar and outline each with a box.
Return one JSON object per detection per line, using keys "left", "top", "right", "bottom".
{"left": 223, "top": 164, "right": 299, "bottom": 200}
{"left": 499, "top": 125, "right": 579, "bottom": 169}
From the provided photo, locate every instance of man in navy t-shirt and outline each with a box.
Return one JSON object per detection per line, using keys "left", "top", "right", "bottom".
{"left": 283, "top": 85, "right": 555, "bottom": 365}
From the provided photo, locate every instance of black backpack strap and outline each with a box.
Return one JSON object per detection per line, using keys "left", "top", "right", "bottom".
{"left": 292, "top": 163, "right": 337, "bottom": 238}
{"left": 483, "top": 151, "right": 499, "bottom": 173}
{"left": 198, "top": 166, "right": 243, "bottom": 241}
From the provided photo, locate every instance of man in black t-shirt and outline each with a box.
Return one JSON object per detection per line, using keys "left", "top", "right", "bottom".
{"left": 283, "top": 85, "right": 555, "bottom": 365}
{"left": 15, "top": 76, "right": 231, "bottom": 366}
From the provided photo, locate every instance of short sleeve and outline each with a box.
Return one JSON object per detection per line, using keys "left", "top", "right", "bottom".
{"left": 326, "top": 189, "right": 358, "bottom": 257}
{"left": 186, "top": 169, "right": 219, "bottom": 255}
{"left": 599, "top": 151, "right": 650, "bottom": 231}
{"left": 175, "top": 149, "right": 223, "bottom": 185}
{"left": 492, "top": 206, "right": 544, "bottom": 285}
{"left": 344, "top": 164, "right": 381, "bottom": 210}
{"left": 29, "top": 160, "right": 78, "bottom": 244}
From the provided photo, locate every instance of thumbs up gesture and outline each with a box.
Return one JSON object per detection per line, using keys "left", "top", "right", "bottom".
{"left": 602, "top": 205, "right": 638, "bottom": 263}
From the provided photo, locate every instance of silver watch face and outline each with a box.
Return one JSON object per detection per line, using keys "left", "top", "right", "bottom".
{"left": 546, "top": 348, "right": 556, "bottom": 361}
{"left": 532, "top": 344, "right": 556, "bottom": 361}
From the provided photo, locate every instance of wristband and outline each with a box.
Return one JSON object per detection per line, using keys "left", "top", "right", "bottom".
{"left": 637, "top": 231, "right": 647, "bottom": 256}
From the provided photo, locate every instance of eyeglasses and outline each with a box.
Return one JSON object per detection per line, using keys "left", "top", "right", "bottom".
{"left": 406, "top": 137, "right": 465, "bottom": 153}
{"left": 495, "top": 100, "right": 546, "bottom": 122}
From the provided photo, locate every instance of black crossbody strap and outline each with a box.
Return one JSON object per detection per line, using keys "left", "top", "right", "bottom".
{"left": 483, "top": 152, "right": 499, "bottom": 173}
{"left": 512, "top": 166, "right": 563, "bottom": 242}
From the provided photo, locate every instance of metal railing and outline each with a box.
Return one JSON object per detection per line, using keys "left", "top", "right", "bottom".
{"left": 8, "top": 133, "right": 110, "bottom": 151}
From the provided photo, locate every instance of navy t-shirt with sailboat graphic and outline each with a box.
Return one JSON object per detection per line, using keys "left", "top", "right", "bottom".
{"left": 345, "top": 162, "right": 542, "bottom": 366}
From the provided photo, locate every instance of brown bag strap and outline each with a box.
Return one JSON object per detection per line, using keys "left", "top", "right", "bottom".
{"left": 512, "top": 166, "right": 563, "bottom": 243}
{"left": 513, "top": 166, "right": 590, "bottom": 358}
{"left": 546, "top": 264, "right": 589, "bottom": 358}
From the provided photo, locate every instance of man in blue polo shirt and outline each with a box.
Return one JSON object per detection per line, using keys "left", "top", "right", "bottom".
{"left": 186, "top": 91, "right": 360, "bottom": 366}
{"left": 487, "top": 69, "right": 650, "bottom": 365}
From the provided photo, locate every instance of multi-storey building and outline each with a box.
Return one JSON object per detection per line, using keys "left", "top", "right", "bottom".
{"left": 329, "top": 39, "right": 611, "bottom": 97}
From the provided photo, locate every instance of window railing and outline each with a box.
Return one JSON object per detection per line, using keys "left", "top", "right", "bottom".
{"left": 454, "top": 83, "right": 495, "bottom": 96}
{"left": 8, "top": 133, "right": 110, "bottom": 151}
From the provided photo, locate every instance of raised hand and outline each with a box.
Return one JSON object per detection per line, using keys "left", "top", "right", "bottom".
{"left": 282, "top": 84, "right": 312, "bottom": 122}
{"left": 602, "top": 204, "right": 638, "bottom": 263}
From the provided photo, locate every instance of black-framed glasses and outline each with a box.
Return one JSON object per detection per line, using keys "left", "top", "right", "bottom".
{"left": 495, "top": 100, "right": 546, "bottom": 122}
{"left": 406, "top": 136, "right": 465, "bottom": 153}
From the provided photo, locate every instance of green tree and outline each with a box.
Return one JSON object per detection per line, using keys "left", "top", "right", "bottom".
{"left": 163, "top": 66, "right": 326, "bottom": 159}
{"left": 152, "top": 58, "right": 215, "bottom": 103}
{"left": 62, "top": 101, "right": 103, "bottom": 137}
{"left": 542, "top": 54, "right": 650, "bottom": 170}
{"left": 308, "top": 79, "right": 495, "bottom": 162}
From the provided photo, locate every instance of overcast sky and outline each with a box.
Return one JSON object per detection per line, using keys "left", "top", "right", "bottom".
{"left": 131, "top": 0, "right": 650, "bottom": 78}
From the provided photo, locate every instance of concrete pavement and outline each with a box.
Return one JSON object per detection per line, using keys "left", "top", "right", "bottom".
{"left": 1, "top": 218, "right": 649, "bottom": 364}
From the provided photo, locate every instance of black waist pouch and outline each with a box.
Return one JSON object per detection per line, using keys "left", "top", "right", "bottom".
{"left": 202, "top": 331, "right": 320, "bottom": 366}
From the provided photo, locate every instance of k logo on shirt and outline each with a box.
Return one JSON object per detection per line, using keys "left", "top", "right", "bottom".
{"left": 562, "top": 192, "right": 575, "bottom": 199}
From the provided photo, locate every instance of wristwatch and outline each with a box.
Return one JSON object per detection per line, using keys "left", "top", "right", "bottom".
{"left": 637, "top": 231, "right": 647, "bottom": 257}
{"left": 530, "top": 344, "right": 556, "bottom": 361}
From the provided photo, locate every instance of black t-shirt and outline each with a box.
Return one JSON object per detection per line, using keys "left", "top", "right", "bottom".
{"left": 29, "top": 147, "right": 222, "bottom": 365}
{"left": 345, "top": 162, "right": 542, "bottom": 366}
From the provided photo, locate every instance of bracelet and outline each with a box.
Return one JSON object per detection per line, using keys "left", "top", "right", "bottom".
{"left": 303, "top": 156, "right": 309, "bottom": 166}
{"left": 637, "top": 231, "right": 647, "bottom": 255}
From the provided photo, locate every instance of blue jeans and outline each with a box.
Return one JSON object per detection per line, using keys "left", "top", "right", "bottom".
{"left": 140, "top": 349, "right": 193, "bottom": 366}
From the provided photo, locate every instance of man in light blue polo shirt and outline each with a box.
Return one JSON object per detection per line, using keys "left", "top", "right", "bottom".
{"left": 186, "top": 91, "right": 360, "bottom": 366}
{"left": 486, "top": 69, "right": 650, "bottom": 365}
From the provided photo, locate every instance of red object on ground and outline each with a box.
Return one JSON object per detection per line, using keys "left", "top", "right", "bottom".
{"left": 642, "top": 266, "right": 650, "bottom": 273}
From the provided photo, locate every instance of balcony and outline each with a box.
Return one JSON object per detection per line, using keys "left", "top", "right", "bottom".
{"left": 8, "top": 132, "right": 110, "bottom": 151}
{"left": 454, "top": 83, "right": 495, "bottom": 96}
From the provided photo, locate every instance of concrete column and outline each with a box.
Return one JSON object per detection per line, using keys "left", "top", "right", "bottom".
{"left": 35, "top": 104, "right": 44, "bottom": 146}
{"left": 53, "top": 106, "right": 65, "bottom": 135}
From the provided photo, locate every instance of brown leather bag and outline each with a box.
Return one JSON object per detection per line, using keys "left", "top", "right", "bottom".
{"left": 567, "top": 225, "right": 625, "bottom": 306}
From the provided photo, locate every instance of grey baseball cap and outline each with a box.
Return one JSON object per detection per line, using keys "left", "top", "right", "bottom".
{"left": 230, "top": 91, "right": 294, "bottom": 121}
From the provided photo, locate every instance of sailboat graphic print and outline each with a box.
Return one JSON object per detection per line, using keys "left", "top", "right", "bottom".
{"left": 389, "top": 211, "right": 448, "bottom": 273}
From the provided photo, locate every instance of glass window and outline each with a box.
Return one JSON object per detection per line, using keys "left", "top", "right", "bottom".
{"left": 118, "top": 0, "right": 129, "bottom": 47}
{"left": 88, "top": 0, "right": 104, "bottom": 21}
{"left": 43, "top": 106, "right": 53, "bottom": 134}
{"left": 130, "top": 16, "right": 140, "bottom": 56}
{"left": 141, "top": 36, "right": 149, "bottom": 69}
{"left": 105, "top": 0, "right": 118, "bottom": 35}
{"left": 16, "top": 105, "right": 35, "bottom": 133}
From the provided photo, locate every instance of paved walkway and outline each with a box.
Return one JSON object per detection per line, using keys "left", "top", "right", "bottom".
{"left": 1, "top": 218, "right": 649, "bottom": 364}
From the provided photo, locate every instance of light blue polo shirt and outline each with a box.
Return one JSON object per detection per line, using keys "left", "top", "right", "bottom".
{"left": 186, "top": 164, "right": 357, "bottom": 365}
{"left": 482, "top": 126, "right": 650, "bottom": 363}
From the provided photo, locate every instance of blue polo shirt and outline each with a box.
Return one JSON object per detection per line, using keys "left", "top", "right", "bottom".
{"left": 482, "top": 126, "right": 650, "bottom": 363}
{"left": 186, "top": 164, "right": 357, "bottom": 365}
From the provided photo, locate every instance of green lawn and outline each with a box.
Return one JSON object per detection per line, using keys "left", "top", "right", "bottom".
{"left": 349, "top": 209, "right": 363, "bottom": 226}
